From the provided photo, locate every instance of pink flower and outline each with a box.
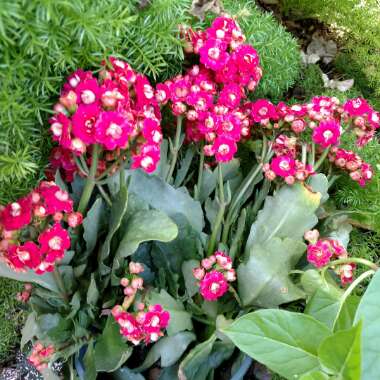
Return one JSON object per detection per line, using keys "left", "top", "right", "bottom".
{"left": 344, "top": 97, "right": 371, "bottom": 117}
{"left": 233, "top": 45, "right": 260, "bottom": 73}
{"left": 116, "top": 312, "right": 144, "bottom": 345}
{"left": 250, "top": 99, "right": 278, "bottom": 123}
{"left": 199, "top": 270, "right": 229, "bottom": 301}
{"left": 270, "top": 155, "right": 296, "bottom": 178}
{"left": 28, "top": 342, "right": 55, "bottom": 372}
{"left": 64, "top": 69, "right": 93, "bottom": 91}
{"left": 72, "top": 104, "right": 100, "bottom": 144}
{"left": 129, "top": 261, "right": 144, "bottom": 274}
{"left": 95, "top": 111, "right": 132, "bottom": 150}
{"left": 213, "top": 135, "right": 237, "bottom": 162}
{"left": 75, "top": 79, "right": 100, "bottom": 105}
{"left": 67, "top": 212, "right": 83, "bottom": 228}
{"left": 155, "top": 83, "right": 170, "bottom": 104}
{"left": 199, "top": 39, "right": 229, "bottom": 71}
{"left": 214, "top": 251, "right": 232, "bottom": 270}
{"left": 39, "top": 184, "right": 73, "bottom": 215}
{"left": 5, "top": 242, "right": 41, "bottom": 271}
{"left": 215, "top": 114, "right": 242, "bottom": 141}
{"left": 131, "top": 143, "right": 160, "bottom": 173}
{"left": 218, "top": 84, "right": 243, "bottom": 109}
{"left": 38, "top": 223, "right": 70, "bottom": 255}
{"left": 312, "top": 119, "right": 341, "bottom": 147}
{"left": 0, "top": 196, "right": 32, "bottom": 231}
{"left": 142, "top": 304, "right": 170, "bottom": 343}
{"left": 207, "top": 17, "right": 240, "bottom": 43}
{"left": 339, "top": 264, "right": 356, "bottom": 285}
{"left": 192, "top": 267, "right": 205, "bottom": 280}
{"left": 307, "top": 240, "right": 333, "bottom": 268}
{"left": 49, "top": 113, "right": 72, "bottom": 148}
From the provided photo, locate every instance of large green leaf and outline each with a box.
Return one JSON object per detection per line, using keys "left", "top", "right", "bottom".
{"left": 178, "top": 336, "right": 234, "bottom": 380}
{"left": 115, "top": 209, "right": 178, "bottom": 260}
{"left": 125, "top": 169, "right": 204, "bottom": 233}
{"left": 94, "top": 317, "right": 132, "bottom": 372}
{"left": 0, "top": 262, "right": 59, "bottom": 292}
{"left": 83, "top": 197, "right": 105, "bottom": 254}
{"left": 318, "top": 323, "right": 362, "bottom": 380}
{"left": 301, "top": 269, "right": 342, "bottom": 299}
{"left": 354, "top": 269, "right": 380, "bottom": 380}
{"left": 245, "top": 183, "right": 321, "bottom": 251}
{"left": 99, "top": 186, "right": 128, "bottom": 275}
{"left": 237, "top": 238, "right": 306, "bottom": 307}
{"left": 148, "top": 290, "right": 193, "bottom": 336}
{"left": 224, "top": 309, "right": 332, "bottom": 380}
{"left": 83, "top": 340, "right": 97, "bottom": 380}
{"left": 134, "top": 332, "right": 196, "bottom": 372}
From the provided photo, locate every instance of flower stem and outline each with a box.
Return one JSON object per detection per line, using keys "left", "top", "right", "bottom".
{"left": 96, "top": 184, "right": 112, "bottom": 207}
{"left": 77, "top": 144, "right": 100, "bottom": 215}
{"left": 325, "top": 257, "right": 379, "bottom": 272}
{"left": 53, "top": 267, "right": 69, "bottom": 302}
{"left": 166, "top": 116, "right": 183, "bottom": 183}
{"left": 194, "top": 145, "right": 205, "bottom": 201}
{"left": 314, "top": 147, "right": 330, "bottom": 172}
{"left": 207, "top": 164, "right": 225, "bottom": 256}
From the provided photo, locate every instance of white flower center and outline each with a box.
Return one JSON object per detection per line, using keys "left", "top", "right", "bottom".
{"left": 18, "top": 249, "right": 30, "bottom": 262}
{"left": 208, "top": 47, "right": 220, "bottom": 60}
{"left": 151, "top": 316, "right": 160, "bottom": 327}
{"left": 55, "top": 190, "right": 69, "bottom": 202}
{"left": 81, "top": 90, "right": 96, "bottom": 104}
{"left": 218, "top": 144, "right": 230, "bottom": 155}
{"left": 141, "top": 156, "right": 153, "bottom": 169}
{"left": 279, "top": 161, "right": 290, "bottom": 170}
{"left": 11, "top": 203, "right": 21, "bottom": 217}
{"left": 69, "top": 76, "right": 80, "bottom": 88}
{"left": 144, "top": 85, "right": 154, "bottom": 99}
{"left": 210, "top": 282, "right": 220, "bottom": 293}
{"left": 49, "top": 237, "right": 63, "bottom": 250}
{"left": 323, "top": 130, "right": 334, "bottom": 140}
{"left": 51, "top": 123, "right": 63, "bottom": 137}
{"left": 216, "top": 29, "right": 225, "bottom": 39}
{"left": 106, "top": 123, "right": 123, "bottom": 139}
{"left": 259, "top": 107, "right": 268, "bottom": 116}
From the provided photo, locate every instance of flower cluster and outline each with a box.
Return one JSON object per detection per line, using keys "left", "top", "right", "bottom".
{"left": 245, "top": 96, "right": 376, "bottom": 186}
{"left": 28, "top": 342, "right": 55, "bottom": 372}
{"left": 112, "top": 262, "right": 170, "bottom": 344}
{"left": 49, "top": 57, "right": 163, "bottom": 176}
{"left": 329, "top": 147, "right": 373, "bottom": 187}
{"left": 305, "top": 230, "right": 355, "bottom": 285}
{"left": 156, "top": 17, "right": 262, "bottom": 162}
{"left": 193, "top": 251, "right": 236, "bottom": 301}
{"left": 0, "top": 181, "right": 80, "bottom": 274}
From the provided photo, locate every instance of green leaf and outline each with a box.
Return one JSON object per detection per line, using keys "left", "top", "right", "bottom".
{"left": 182, "top": 260, "right": 200, "bottom": 298}
{"left": 126, "top": 169, "right": 204, "bottom": 233}
{"left": 354, "top": 269, "right": 380, "bottom": 380}
{"left": 148, "top": 290, "right": 193, "bottom": 336}
{"left": 112, "top": 367, "right": 145, "bottom": 380}
{"left": 83, "top": 197, "right": 105, "bottom": 254}
{"left": 21, "top": 312, "right": 38, "bottom": 349}
{"left": 301, "top": 269, "right": 342, "bottom": 299}
{"left": 299, "top": 371, "right": 329, "bottom": 380}
{"left": 94, "top": 317, "right": 132, "bottom": 372}
{"left": 115, "top": 209, "right": 178, "bottom": 260}
{"left": 237, "top": 237, "right": 306, "bottom": 307}
{"left": 83, "top": 341, "right": 97, "bottom": 380}
{"left": 174, "top": 145, "right": 196, "bottom": 187}
{"left": 246, "top": 183, "right": 321, "bottom": 250}
{"left": 309, "top": 174, "right": 329, "bottom": 204}
{"left": 134, "top": 332, "right": 196, "bottom": 372}
{"left": 37, "top": 313, "right": 73, "bottom": 344}
{"left": 224, "top": 309, "right": 332, "bottom": 380}
{"left": 334, "top": 296, "right": 360, "bottom": 331}
{"left": 318, "top": 323, "right": 362, "bottom": 379}
{"left": 86, "top": 274, "right": 99, "bottom": 307}
{"left": 0, "top": 262, "right": 58, "bottom": 292}
{"left": 99, "top": 186, "right": 128, "bottom": 275}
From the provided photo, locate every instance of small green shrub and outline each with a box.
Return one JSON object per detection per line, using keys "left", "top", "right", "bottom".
{"left": 0, "top": 279, "right": 23, "bottom": 363}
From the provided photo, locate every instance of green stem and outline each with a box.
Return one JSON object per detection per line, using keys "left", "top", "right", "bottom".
{"left": 166, "top": 116, "right": 183, "bottom": 183}
{"left": 207, "top": 164, "right": 225, "bottom": 256}
{"left": 96, "top": 152, "right": 125, "bottom": 181}
{"left": 229, "top": 285, "right": 242, "bottom": 307}
{"left": 192, "top": 315, "right": 216, "bottom": 326}
{"left": 309, "top": 143, "right": 316, "bottom": 167}
{"left": 53, "top": 267, "right": 69, "bottom": 302}
{"left": 322, "top": 258, "right": 378, "bottom": 281}
{"left": 194, "top": 145, "right": 205, "bottom": 201}
{"left": 314, "top": 147, "right": 330, "bottom": 171}
{"left": 73, "top": 156, "right": 89, "bottom": 177}
{"left": 96, "top": 184, "right": 112, "bottom": 207}
{"left": 77, "top": 144, "right": 100, "bottom": 215}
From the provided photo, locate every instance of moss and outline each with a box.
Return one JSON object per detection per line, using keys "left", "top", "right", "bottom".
{"left": 0, "top": 279, "right": 24, "bottom": 363}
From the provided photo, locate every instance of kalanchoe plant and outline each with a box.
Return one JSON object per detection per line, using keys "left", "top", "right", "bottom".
{"left": 0, "top": 14, "right": 380, "bottom": 380}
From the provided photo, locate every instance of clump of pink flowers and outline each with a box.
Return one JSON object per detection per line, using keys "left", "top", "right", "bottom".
{"left": 16, "top": 283, "right": 32, "bottom": 303}
{"left": 0, "top": 181, "right": 81, "bottom": 274}
{"left": 28, "top": 342, "right": 55, "bottom": 372}
{"left": 305, "top": 230, "right": 355, "bottom": 285}
{"left": 193, "top": 251, "right": 236, "bottom": 301}
{"left": 48, "top": 56, "right": 163, "bottom": 178}
{"left": 156, "top": 17, "right": 262, "bottom": 163}
{"left": 112, "top": 262, "right": 170, "bottom": 344}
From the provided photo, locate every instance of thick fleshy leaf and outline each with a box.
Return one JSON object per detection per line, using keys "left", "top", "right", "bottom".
{"left": 86, "top": 274, "right": 99, "bottom": 307}
{"left": 126, "top": 169, "right": 204, "bottom": 233}
{"left": 0, "top": 262, "right": 59, "bottom": 292}
{"left": 224, "top": 309, "right": 331, "bottom": 379}
{"left": 237, "top": 238, "right": 306, "bottom": 307}
{"left": 318, "top": 323, "right": 361, "bottom": 379}
{"left": 178, "top": 336, "right": 234, "bottom": 380}
{"left": 99, "top": 186, "right": 128, "bottom": 275}
{"left": 354, "top": 269, "right": 380, "bottom": 380}
{"left": 334, "top": 296, "right": 360, "bottom": 331}
{"left": 115, "top": 209, "right": 178, "bottom": 259}
{"left": 134, "top": 332, "right": 196, "bottom": 372}
{"left": 94, "top": 317, "right": 132, "bottom": 372}
{"left": 299, "top": 371, "right": 329, "bottom": 380}
{"left": 148, "top": 290, "right": 192, "bottom": 336}
{"left": 182, "top": 260, "right": 200, "bottom": 298}
{"left": 83, "top": 197, "right": 105, "bottom": 254}
{"left": 246, "top": 183, "right": 321, "bottom": 251}
{"left": 308, "top": 174, "right": 329, "bottom": 203}
{"left": 83, "top": 341, "right": 97, "bottom": 380}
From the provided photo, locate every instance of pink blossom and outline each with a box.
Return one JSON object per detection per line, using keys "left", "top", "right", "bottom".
{"left": 5, "top": 242, "right": 41, "bottom": 271}
{"left": 270, "top": 155, "right": 296, "bottom": 178}
{"left": 67, "top": 212, "right": 83, "bottom": 228}
{"left": 218, "top": 84, "right": 243, "bottom": 109}
{"left": 312, "top": 119, "right": 341, "bottom": 147}
{"left": 0, "top": 196, "right": 32, "bottom": 231}
{"left": 213, "top": 135, "right": 237, "bottom": 162}
{"left": 344, "top": 97, "right": 371, "bottom": 117}
{"left": 199, "top": 39, "right": 229, "bottom": 71}
{"left": 199, "top": 270, "right": 229, "bottom": 301}
{"left": 39, "top": 183, "right": 73, "bottom": 215}
{"left": 307, "top": 240, "right": 333, "bottom": 268}
{"left": 75, "top": 79, "right": 100, "bottom": 105}
{"left": 131, "top": 143, "right": 160, "bottom": 173}
{"left": 38, "top": 223, "right": 70, "bottom": 255}
{"left": 250, "top": 99, "right": 278, "bottom": 123}
{"left": 95, "top": 111, "right": 132, "bottom": 150}
{"left": 72, "top": 104, "right": 100, "bottom": 144}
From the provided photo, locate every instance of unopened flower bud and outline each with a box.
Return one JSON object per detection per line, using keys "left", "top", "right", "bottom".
{"left": 192, "top": 267, "right": 205, "bottom": 280}
{"left": 304, "top": 229, "right": 320, "bottom": 244}
{"left": 129, "top": 261, "right": 144, "bottom": 274}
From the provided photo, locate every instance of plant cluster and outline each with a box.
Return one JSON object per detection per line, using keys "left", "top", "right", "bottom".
{"left": 0, "top": 13, "right": 379, "bottom": 380}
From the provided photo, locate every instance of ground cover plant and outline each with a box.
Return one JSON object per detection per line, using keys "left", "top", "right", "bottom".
{"left": 0, "top": 5, "right": 380, "bottom": 380}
